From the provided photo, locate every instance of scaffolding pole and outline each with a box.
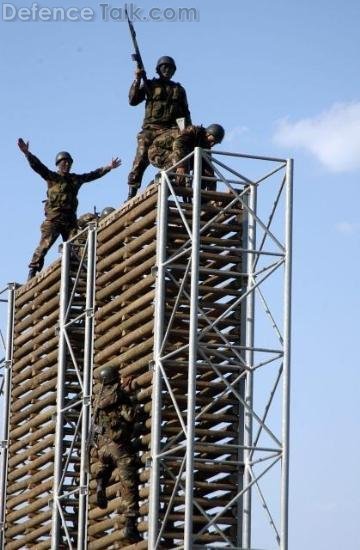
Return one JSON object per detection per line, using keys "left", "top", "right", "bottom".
{"left": 184, "top": 147, "right": 202, "bottom": 550}
{"left": 148, "top": 175, "right": 168, "bottom": 549}
{"left": 280, "top": 159, "right": 293, "bottom": 550}
{"left": 243, "top": 183, "right": 257, "bottom": 548}
{"left": 0, "top": 284, "right": 16, "bottom": 549}
{"left": 51, "top": 241, "right": 70, "bottom": 549}
{"left": 78, "top": 224, "right": 97, "bottom": 549}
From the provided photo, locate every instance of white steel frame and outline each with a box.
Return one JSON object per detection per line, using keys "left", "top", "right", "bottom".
{"left": 149, "top": 147, "right": 293, "bottom": 550}
{"left": 51, "top": 224, "right": 97, "bottom": 549}
{"left": 0, "top": 284, "right": 16, "bottom": 549}
{"left": 0, "top": 147, "right": 293, "bottom": 550}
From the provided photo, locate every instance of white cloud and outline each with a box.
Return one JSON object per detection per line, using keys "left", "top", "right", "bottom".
{"left": 335, "top": 221, "right": 360, "bottom": 235}
{"left": 224, "top": 125, "right": 248, "bottom": 143}
{"left": 273, "top": 102, "right": 360, "bottom": 172}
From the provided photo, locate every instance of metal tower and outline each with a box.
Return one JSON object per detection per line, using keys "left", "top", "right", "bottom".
{"left": 0, "top": 147, "right": 293, "bottom": 549}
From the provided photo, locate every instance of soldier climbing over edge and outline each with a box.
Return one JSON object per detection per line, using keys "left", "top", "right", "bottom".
{"left": 127, "top": 56, "right": 192, "bottom": 200}
{"left": 148, "top": 123, "right": 225, "bottom": 194}
{"left": 90, "top": 365, "right": 141, "bottom": 544}
{"left": 18, "top": 138, "right": 121, "bottom": 281}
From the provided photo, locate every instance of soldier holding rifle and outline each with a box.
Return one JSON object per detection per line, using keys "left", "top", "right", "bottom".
{"left": 125, "top": 9, "right": 191, "bottom": 200}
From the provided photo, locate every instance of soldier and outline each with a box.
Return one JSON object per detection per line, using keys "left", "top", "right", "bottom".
{"left": 127, "top": 55, "right": 191, "bottom": 200}
{"left": 18, "top": 138, "right": 121, "bottom": 280}
{"left": 148, "top": 123, "right": 225, "bottom": 193}
{"left": 77, "top": 211, "right": 99, "bottom": 230}
{"left": 77, "top": 206, "right": 115, "bottom": 230}
{"left": 91, "top": 365, "right": 140, "bottom": 543}
{"left": 100, "top": 206, "right": 115, "bottom": 219}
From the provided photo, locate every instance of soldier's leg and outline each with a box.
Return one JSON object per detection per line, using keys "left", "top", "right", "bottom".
{"left": 127, "top": 130, "right": 153, "bottom": 199}
{"left": 61, "top": 218, "right": 78, "bottom": 242}
{"left": 113, "top": 447, "right": 140, "bottom": 541}
{"left": 91, "top": 444, "right": 113, "bottom": 509}
{"left": 28, "top": 219, "right": 60, "bottom": 279}
{"left": 60, "top": 218, "right": 81, "bottom": 262}
{"left": 90, "top": 442, "right": 115, "bottom": 509}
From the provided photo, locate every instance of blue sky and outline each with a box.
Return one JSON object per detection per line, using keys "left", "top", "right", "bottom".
{"left": 1, "top": 1, "right": 359, "bottom": 548}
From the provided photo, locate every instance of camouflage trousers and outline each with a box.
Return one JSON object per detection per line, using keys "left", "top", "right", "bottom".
{"left": 148, "top": 129, "right": 216, "bottom": 192}
{"left": 148, "top": 128, "right": 180, "bottom": 170}
{"left": 128, "top": 127, "right": 176, "bottom": 189}
{"left": 29, "top": 215, "right": 78, "bottom": 270}
{"left": 91, "top": 438, "right": 139, "bottom": 519}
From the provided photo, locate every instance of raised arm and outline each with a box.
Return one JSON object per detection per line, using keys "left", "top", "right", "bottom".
{"left": 76, "top": 157, "right": 121, "bottom": 185}
{"left": 18, "top": 137, "right": 52, "bottom": 180}
{"left": 129, "top": 69, "right": 147, "bottom": 105}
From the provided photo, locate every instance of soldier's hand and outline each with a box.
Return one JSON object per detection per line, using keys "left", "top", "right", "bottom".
{"left": 175, "top": 166, "right": 186, "bottom": 187}
{"left": 108, "top": 157, "right": 121, "bottom": 170}
{"left": 135, "top": 68, "right": 145, "bottom": 82}
{"left": 18, "top": 138, "right": 29, "bottom": 154}
{"left": 122, "top": 376, "right": 135, "bottom": 392}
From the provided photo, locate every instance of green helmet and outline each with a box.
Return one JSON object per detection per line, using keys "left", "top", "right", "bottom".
{"left": 55, "top": 151, "right": 73, "bottom": 165}
{"left": 100, "top": 206, "right": 115, "bottom": 218}
{"left": 156, "top": 56, "right": 176, "bottom": 73}
{"left": 77, "top": 212, "right": 97, "bottom": 229}
{"left": 99, "top": 365, "right": 118, "bottom": 385}
{"left": 205, "top": 124, "right": 225, "bottom": 144}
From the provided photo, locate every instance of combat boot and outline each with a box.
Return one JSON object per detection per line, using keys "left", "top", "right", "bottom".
{"left": 27, "top": 267, "right": 38, "bottom": 281}
{"left": 127, "top": 185, "right": 138, "bottom": 201}
{"left": 96, "top": 478, "right": 108, "bottom": 509}
{"left": 123, "top": 518, "right": 141, "bottom": 543}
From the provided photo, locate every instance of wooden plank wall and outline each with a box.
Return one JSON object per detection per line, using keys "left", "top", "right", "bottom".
{"left": 6, "top": 262, "right": 61, "bottom": 549}
{"left": 4, "top": 181, "right": 244, "bottom": 549}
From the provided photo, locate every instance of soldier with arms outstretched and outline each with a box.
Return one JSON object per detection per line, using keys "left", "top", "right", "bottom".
{"left": 18, "top": 138, "right": 121, "bottom": 280}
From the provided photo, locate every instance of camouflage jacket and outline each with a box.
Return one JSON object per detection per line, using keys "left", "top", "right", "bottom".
{"left": 94, "top": 382, "right": 136, "bottom": 443}
{"left": 129, "top": 77, "right": 191, "bottom": 129}
{"left": 172, "top": 125, "right": 215, "bottom": 182}
{"left": 26, "top": 152, "right": 111, "bottom": 219}
{"left": 172, "top": 125, "right": 210, "bottom": 166}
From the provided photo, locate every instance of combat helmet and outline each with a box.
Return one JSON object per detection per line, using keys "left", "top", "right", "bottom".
{"left": 55, "top": 151, "right": 73, "bottom": 165}
{"left": 78, "top": 212, "right": 98, "bottom": 229}
{"left": 156, "top": 56, "right": 176, "bottom": 73}
{"left": 100, "top": 206, "right": 115, "bottom": 218}
{"left": 205, "top": 124, "right": 225, "bottom": 144}
{"left": 99, "top": 365, "right": 118, "bottom": 385}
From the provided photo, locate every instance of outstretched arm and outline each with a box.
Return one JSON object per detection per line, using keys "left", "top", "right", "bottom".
{"left": 104, "top": 157, "right": 121, "bottom": 171}
{"left": 76, "top": 157, "right": 122, "bottom": 185}
{"left": 18, "top": 137, "right": 52, "bottom": 180}
{"left": 18, "top": 138, "right": 29, "bottom": 156}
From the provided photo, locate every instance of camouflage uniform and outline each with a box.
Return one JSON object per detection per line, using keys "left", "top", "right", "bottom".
{"left": 77, "top": 212, "right": 99, "bottom": 230}
{"left": 25, "top": 152, "right": 111, "bottom": 271}
{"left": 128, "top": 77, "right": 191, "bottom": 191}
{"left": 149, "top": 125, "right": 216, "bottom": 191}
{"left": 91, "top": 381, "right": 139, "bottom": 521}
{"left": 148, "top": 127, "right": 180, "bottom": 170}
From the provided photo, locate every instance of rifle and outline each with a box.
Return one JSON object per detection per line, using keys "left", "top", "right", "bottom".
{"left": 84, "top": 381, "right": 104, "bottom": 474}
{"left": 125, "top": 7, "right": 151, "bottom": 97}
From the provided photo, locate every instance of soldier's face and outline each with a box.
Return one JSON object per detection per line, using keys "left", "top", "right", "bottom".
{"left": 206, "top": 134, "right": 217, "bottom": 147}
{"left": 158, "top": 63, "right": 175, "bottom": 80}
{"left": 57, "top": 159, "right": 72, "bottom": 174}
